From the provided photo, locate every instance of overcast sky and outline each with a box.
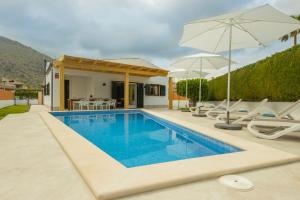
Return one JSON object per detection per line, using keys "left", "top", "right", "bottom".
{"left": 0, "top": 0, "right": 299, "bottom": 77}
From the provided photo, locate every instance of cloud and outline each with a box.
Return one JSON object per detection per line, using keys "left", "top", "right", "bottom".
{"left": 0, "top": 0, "right": 298, "bottom": 71}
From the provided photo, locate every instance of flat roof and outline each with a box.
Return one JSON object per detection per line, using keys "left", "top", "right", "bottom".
{"left": 104, "top": 58, "right": 162, "bottom": 70}
{"left": 53, "top": 55, "right": 168, "bottom": 77}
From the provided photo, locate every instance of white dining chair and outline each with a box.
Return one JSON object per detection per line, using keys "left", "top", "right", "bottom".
{"left": 94, "top": 101, "right": 104, "bottom": 110}
{"left": 102, "top": 100, "right": 110, "bottom": 110}
{"left": 110, "top": 99, "right": 116, "bottom": 109}
{"left": 72, "top": 101, "right": 80, "bottom": 110}
{"left": 79, "top": 100, "right": 89, "bottom": 110}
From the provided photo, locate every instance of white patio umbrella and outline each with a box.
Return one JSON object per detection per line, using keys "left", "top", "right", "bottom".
{"left": 171, "top": 53, "right": 234, "bottom": 105}
{"left": 169, "top": 69, "right": 207, "bottom": 108}
{"left": 179, "top": 4, "right": 300, "bottom": 129}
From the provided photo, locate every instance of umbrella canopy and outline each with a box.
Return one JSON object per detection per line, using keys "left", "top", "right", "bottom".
{"left": 171, "top": 53, "right": 232, "bottom": 71}
{"left": 179, "top": 4, "right": 300, "bottom": 125}
{"left": 169, "top": 69, "right": 208, "bottom": 79}
{"left": 171, "top": 53, "right": 234, "bottom": 102}
{"left": 179, "top": 4, "right": 300, "bottom": 52}
{"left": 169, "top": 69, "right": 208, "bottom": 107}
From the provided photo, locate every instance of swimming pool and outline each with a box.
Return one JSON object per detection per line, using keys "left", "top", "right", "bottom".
{"left": 52, "top": 110, "right": 241, "bottom": 168}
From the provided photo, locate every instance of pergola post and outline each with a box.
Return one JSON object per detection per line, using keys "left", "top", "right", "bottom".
{"left": 59, "top": 65, "right": 65, "bottom": 111}
{"left": 124, "top": 72, "right": 129, "bottom": 109}
{"left": 168, "top": 77, "right": 173, "bottom": 110}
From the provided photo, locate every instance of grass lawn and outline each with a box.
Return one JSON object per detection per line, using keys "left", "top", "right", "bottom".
{"left": 0, "top": 105, "right": 31, "bottom": 120}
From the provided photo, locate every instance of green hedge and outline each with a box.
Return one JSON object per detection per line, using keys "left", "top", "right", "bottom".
{"left": 176, "top": 79, "right": 208, "bottom": 104}
{"left": 207, "top": 45, "right": 300, "bottom": 102}
{"left": 15, "top": 89, "right": 39, "bottom": 99}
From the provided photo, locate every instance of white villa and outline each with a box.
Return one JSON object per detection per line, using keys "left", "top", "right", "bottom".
{"left": 43, "top": 55, "right": 173, "bottom": 111}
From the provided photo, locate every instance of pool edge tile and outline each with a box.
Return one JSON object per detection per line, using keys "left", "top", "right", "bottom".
{"left": 39, "top": 110, "right": 300, "bottom": 200}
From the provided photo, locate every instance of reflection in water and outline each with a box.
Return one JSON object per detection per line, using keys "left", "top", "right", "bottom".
{"left": 56, "top": 112, "right": 240, "bottom": 168}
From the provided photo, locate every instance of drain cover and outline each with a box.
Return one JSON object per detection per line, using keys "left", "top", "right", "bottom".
{"left": 219, "top": 175, "right": 254, "bottom": 191}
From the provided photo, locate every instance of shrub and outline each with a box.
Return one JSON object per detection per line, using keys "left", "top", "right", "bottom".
{"left": 15, "top": 89, "right": 39, "bottom": 99}
{"left": 176, "top": 78, "right": 208, "bottom": 105}
{"left": 207, "top": 45, "right": 300, "bottom": 102}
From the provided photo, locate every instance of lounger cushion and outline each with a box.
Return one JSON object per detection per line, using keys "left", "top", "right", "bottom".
{"left": 262, "top": 112, "right": 276, "bottom": 117}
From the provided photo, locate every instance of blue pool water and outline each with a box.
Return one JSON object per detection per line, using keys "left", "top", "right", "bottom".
{"left": 52, "top": 110, "right": 241, "bottom": 168}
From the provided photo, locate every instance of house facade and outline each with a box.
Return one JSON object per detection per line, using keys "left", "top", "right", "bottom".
{"left": 1, "top": 77, "right": 27, "bottom": 90}
{"left": 44, "top": 55, "right": 173, "bottom": 111}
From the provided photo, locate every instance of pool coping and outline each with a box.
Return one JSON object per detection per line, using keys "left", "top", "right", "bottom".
{"left": 39, "top": 109, "right": 300, "bottom": 200}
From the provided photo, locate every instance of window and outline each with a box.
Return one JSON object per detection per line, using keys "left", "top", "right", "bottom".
{"left": 44, "top": 83, "right": 50, "bottom": 95}
{"left": 159, "top": 85, "right": 166, "bottom": 96}
{"left": 145, "top": 84, "right": 166, "bottom": 96}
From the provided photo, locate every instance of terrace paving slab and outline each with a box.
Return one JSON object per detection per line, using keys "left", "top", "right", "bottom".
{"left": 117, "top": 109, "right": 300, "bottom": 200}
{"left": 0, "top": 109, "right": 96, "bottom": 200}
{"left": 1, "top": 106, "right": 300, "bottom": 200}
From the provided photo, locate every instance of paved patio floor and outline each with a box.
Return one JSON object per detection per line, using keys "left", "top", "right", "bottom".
{"left": 119, "top": 109, "right": 300, "bottom": 200}
{"left": 0, "top": 105, "right": 96, "bottom": 200}
{"left": 1, "top": 106, "right": 300, "bottom": 200}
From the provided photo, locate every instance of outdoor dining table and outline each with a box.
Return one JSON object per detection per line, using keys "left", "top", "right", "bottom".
{"left": 67, "top": 98, "right": 82, "bottom": 110}
{"left": 67, "top": 98, "right": 115, "bottom": 110}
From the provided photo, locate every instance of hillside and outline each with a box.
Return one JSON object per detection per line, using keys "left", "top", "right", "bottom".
{"left": 208, "top": 45, "right": 300, "bottom": 101}
{"left": 0, "top": 36, "right": 52, "bottom": 89}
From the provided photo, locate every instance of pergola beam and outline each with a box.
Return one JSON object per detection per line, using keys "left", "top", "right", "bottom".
{"left": 53, "top": 55, "right": 168, "bottom": 77}
{"left": 54, "top": 61, "right": 167, "bottom": 77}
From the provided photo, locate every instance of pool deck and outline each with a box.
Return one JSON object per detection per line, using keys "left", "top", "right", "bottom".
{"left": 0, "top": 105, "right": 96, "bottom": 200}
{"left": 1, "top": 105, "right": 300, "bottom": 200}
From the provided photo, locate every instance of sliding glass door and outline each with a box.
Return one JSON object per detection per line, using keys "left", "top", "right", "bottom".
{"left": 129, "top": 83, "right": 137, "bottom": 108}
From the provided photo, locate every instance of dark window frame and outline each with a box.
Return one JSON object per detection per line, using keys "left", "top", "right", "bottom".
{"left": 44, "top": 83, "right": 50, "bottom": 96}
{"left": 145, "top": 84, "right": 166, "bottom": 96}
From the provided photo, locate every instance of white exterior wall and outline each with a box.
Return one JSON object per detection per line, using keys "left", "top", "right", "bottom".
{"left": 65, "top": 69, "right": 168, "bottom": 107}
{"left": 44, "top": 67, "right": 59, "bottom": 109}
{"left": 0, "top": 100, "right": 14, "bottom": 109}
{"left": 0, "top": 99, "right": 38, "bottom": 109}
{"left": 131, "top": 75, "right": 168, "bottom": 106}
{"left": 44, "top": 68, "right": 168, "bottom": 110}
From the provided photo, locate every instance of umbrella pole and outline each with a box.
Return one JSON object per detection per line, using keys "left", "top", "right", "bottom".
{"left": 198, "top": 58, "right": 203, "bottom": 114}
{"left": 226, "top": 24, "right": 232, "bottom": 125}
{"left": 215, "top": 23, "right": 241, "bottom": 130}
{"left": 185, "top": 72, "right": 188, "bottom": 107}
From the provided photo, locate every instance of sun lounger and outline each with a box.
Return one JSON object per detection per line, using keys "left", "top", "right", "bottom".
{"left": 246, "top": 99, "right": 300, "bottom": 139}
{"left": 206, "top": 99, "right": 242, "bottom": 119}
{"left": 265, "top": 99, "right": 300, "bottom": 120}
{"left": 232, "top": 99, "right": 300, "bottom": 125}
{"left": 247, "top": 118, "right": 300, "bottom": 139}
{"left": 190, "top": 100, "right": 225, "bottom": 113}
{"left": 216, "top": 99, "right": 268, "bottom": 125}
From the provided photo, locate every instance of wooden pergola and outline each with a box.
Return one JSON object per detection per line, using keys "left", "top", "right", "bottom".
{"left": 53, "top": 55, "right": 173, "bottom": 111}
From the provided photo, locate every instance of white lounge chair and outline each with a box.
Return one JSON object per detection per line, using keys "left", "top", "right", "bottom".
{"left": 216, "top": 99, "right": 269, "bottom": 125}
{"left": 247, "top": 99, "right": 300, "bottom": 139}
{"left": 190, "top": 99, "right": 226, "bottom": 113}
{"left": 206, "top": 99, "right": 242, "bottom": 119}
{"left": 247, "top": 119, "right": 300, "bottom": 139}
{"left": 263, "top": 99, "right": 300, "bottom": 120}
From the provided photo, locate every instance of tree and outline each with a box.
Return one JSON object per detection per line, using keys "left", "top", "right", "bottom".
{"left": 280, "top": 15, "right": 300, "bottom": 46}
{"left": 176, "top": 78, "right": 208, "bottom": 106}
{"left": 15, "top": 89, "right": 39, "bottom": 105}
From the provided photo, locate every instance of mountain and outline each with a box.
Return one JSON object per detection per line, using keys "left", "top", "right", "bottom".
{"left": 0, "top": 36, "right": 52, "bottom": 89}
